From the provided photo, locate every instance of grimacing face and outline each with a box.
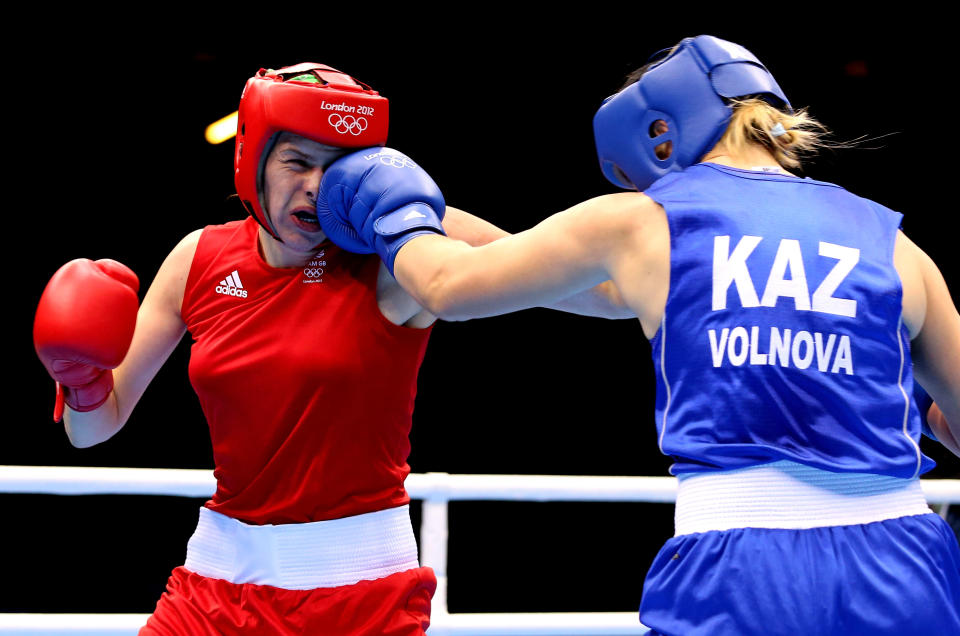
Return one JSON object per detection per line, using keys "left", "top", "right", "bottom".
{"left": 260, "top": 132, "right": 349, "bottom": 252}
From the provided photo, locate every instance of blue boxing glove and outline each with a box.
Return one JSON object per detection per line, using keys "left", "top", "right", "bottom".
{"left": 316, "top": 148, "right": 446, "bottom": 273}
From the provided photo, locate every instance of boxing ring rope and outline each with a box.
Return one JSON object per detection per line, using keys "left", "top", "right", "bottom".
{"left": 2, "top": 466, "right": 959, "bottom": 635}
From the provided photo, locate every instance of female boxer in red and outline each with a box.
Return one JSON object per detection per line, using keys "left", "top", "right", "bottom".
{"left": 315, "top": 36, "right": 960, "bottom": 635}
{"left": 35, "top": 64, "right": 439, "bottom": 636}
{"left": 33, "top": 64, "right": 629, "bottom": 636}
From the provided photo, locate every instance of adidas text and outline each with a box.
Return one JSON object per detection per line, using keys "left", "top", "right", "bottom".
{"left": 216, "top": 270, "right": 248, "bottom": 298}
{"left": 216, "top": 285, "right": 249, "bottom": 298}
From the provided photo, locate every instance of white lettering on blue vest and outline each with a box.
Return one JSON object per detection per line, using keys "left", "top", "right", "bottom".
{"left": 712, "top": 236, "right": 860, "bottom": 318}
{"left": 707, "top": 326, "right": 854, "bottom": 375}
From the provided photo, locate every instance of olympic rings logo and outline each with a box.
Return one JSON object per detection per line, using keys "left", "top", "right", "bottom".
{"left": 379, "top": 154, "right": 417, "bottom": 169}
{"left": 303, "top": 268, "right": 324, "bottom": 278}
{"left": 328, "top": 114, "right": 368, "bottom": 136}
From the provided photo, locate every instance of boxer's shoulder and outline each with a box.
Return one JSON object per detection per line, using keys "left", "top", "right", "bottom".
{"left": 150, "top": 229, "right": 203, "bottom": 319}
{"left": 163, "top": 229, "right": 204, "bottom": 281}
{"left": 564, "top": 192, "right": 667, "bottom": 252}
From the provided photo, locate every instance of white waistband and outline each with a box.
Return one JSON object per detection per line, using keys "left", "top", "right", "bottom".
{"left": 674, "top": 461, "right": 931, "bottom": 535}
{"left": 184, "top": 505, "right": 420, "bottom": 590}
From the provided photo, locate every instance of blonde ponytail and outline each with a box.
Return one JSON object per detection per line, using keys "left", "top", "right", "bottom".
{"left": 720, "top": 99, "right": 831, "bottom": 170}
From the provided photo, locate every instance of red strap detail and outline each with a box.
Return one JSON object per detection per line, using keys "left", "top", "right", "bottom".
{"left": 53, "top": 382, "right": 64, "bottom": 423}
{"left": 61, "top": 370, "right": 114, "bottom": 413}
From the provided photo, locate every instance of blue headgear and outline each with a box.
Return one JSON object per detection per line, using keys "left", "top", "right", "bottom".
{"left": 593, "top": 35, "right": 791, "bottom": 191}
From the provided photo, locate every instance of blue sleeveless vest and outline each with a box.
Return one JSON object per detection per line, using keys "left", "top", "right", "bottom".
{"left": 645, "top": 163, "right": 934, "bottom": 478}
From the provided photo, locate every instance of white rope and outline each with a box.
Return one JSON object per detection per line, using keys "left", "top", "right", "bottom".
{"left": 0, "top": 612, "right": 651, "bottom": 635}
{"left": 3, "top": 465, "right": 958, "bottom": 635}
{"left": 2, "top": 465, "right": 959, "bottom": 502}
{"left": 0, "top": 465, "right": 215, "bottom": 497}
{"left": 408, "top": 472, "right": 679, "bottom": 502}
{"left": 919, "top": 478, "right": 960, "bottom": 504}
{"left": 0, "top": 614, "right": 150, "bottom": 635}
{"left": 431, "top": 612, "right": 649, "bottom": 635}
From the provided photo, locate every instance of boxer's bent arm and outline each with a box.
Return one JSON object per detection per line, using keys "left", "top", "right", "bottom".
{"left": 927, "top": 403, "right": 960, "bottom": 457}
{"left": 395, "top": 194, "right": 645, "bottom": 321}
{"left": 902, "top": 234, "right": 960, "bottom": 457}
{"left": 441, "top": 206, "right": 635, "bottom": 319}
{"left": 64, "top": 231, "right": 198, "bottom": 447}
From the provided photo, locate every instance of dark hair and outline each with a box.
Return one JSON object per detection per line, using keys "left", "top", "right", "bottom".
{"left": 619, "top": 43, "right": 681, "bottom": 91}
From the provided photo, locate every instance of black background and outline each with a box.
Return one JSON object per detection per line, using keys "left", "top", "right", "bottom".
{"left": 5, "top": 16, "right": 958, "bottom": 616}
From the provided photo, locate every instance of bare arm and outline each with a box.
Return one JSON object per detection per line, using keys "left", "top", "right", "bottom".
{"left": 440, "top": 205, "right": 635, "bottom": 319}
{"left": 926, "top": 403, "right": 960, "bottom": 457}
{"left": 896, "top": 231, "right": 960, "bottom": 456}
{"left": 377, "top": 206, "right": 507, "bottom": 327}
{"left": 64, "top": 231, "right": 198, "bottom": 447}
{"left": 396, "top": 194, "right": 651, "bottom": 322}
{"left": 442, "top": 206, "right": 509, "bottom": 247}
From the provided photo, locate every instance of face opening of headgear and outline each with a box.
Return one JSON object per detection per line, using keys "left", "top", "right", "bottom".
{"left": 234, "top": 62, "right": 389, "bottom": 239}
{"left": 592, "top": 35, "right": 791, "bottom": 192}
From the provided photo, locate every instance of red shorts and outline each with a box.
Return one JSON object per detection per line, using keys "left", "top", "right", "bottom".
{"left": 139, "top": 566, "right": 436, "bottom": 636}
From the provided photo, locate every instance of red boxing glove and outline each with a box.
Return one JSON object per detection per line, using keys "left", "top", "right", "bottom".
{"left": 33, "top": 259, "right": 139, "bottom": 421}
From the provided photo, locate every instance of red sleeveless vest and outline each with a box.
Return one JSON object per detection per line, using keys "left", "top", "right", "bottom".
{"left": 181, "top": 218, "right": 431, "bottom": 524}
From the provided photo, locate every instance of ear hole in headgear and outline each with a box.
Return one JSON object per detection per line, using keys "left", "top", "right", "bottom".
{"left": 649, "top": 119, "right": 673, "bottom": 160}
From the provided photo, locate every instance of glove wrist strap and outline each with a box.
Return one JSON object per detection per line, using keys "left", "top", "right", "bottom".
{"left": 373, "top": 203, "right": 446, "bottom": 275}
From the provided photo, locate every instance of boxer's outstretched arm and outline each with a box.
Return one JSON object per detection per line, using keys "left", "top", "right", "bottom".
{"left": 396, "top": 193, "right": 653, "bottom": 322}
{"left": 441, "top": 206, "right": 507, "bottom": 247}
{"left": 63, "top": 232, "right": 196, "bottom": 447}
{"left": 442, "top": 206, "right": 635, "bottom": 319}
{"left": 316, "top": 148, "right": 637, "bottom": 320}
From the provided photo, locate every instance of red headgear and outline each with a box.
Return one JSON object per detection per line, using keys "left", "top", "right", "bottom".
{"left": 234, "top": 63, "right": 389, "bottom": 238}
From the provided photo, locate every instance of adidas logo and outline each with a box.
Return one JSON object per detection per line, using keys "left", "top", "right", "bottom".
{"left": 403, "top": 209, "right": 427, "bottom": 221}
{"left": 215, "top": 270, "right": 249, "bottom": 298}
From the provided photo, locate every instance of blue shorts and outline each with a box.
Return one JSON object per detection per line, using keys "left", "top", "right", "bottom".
{"left": 639, "top": 513, "right": 960, "bottom": 635}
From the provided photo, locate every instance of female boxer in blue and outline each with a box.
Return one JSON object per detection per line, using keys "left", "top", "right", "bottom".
{"left": 317, "top": 35, "right": 960, "bottom": 635}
